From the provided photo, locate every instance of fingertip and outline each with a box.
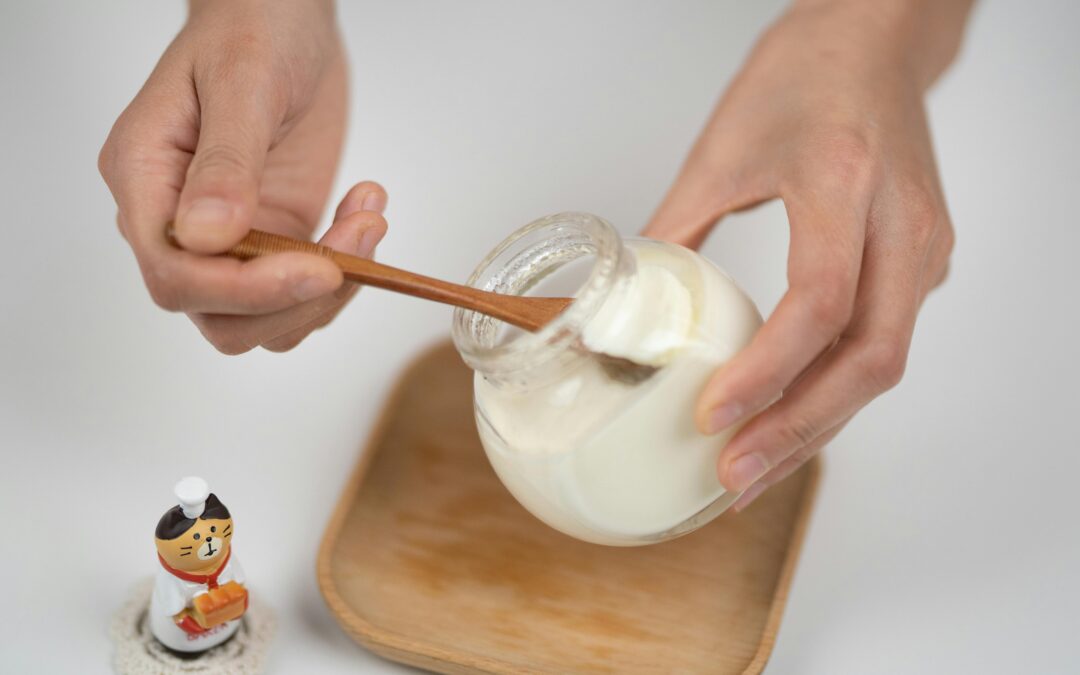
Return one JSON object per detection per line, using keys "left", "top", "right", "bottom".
{"left": 705, "top": 401, "right": 744, "bottom": 436}
{"left": 718, "top": 451, "right": 767, "bottom": 493}
{"left": 174, "top": 197, "right": 251, "bottom": 254}
{"left": 335, "top": 180, "right": 388, "bottom": 220}
{"left": 716, "top": 455, "right": 734, "bottom": 491}
{"left": 321, "top": 211, "right": 388, "bottom": 258}
{"left": 717, "top": 460, "right": 737, "bottom": 494}
{"left": 360, "top": 189, "right": 387, "bottom": 216}
{"left": 695, "top": 366, "right": 743, "bottom": 434}
{"left": 261, "top": 332, "right": 307, "bottom": 354}
{"left": 695, "top": 405, "right": 715, "bottom": 435}
{"left": 357, "top": 215, "right": 389, "bottom": 258}
{"left": 731, "top": 483, "right": 768, "bottom": 512}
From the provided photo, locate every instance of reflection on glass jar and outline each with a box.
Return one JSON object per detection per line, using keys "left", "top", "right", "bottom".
{"left": 452, "top": 213, "right": 762, "bottom": 546}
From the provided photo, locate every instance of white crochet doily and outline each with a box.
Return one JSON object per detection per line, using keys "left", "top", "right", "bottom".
{"left": 110, "top": 578, "right": 275, "bottom": 675}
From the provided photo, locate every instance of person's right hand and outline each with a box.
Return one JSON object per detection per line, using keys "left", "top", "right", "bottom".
{"left": 99, "top": 0, "right": 387, "bottom": 354}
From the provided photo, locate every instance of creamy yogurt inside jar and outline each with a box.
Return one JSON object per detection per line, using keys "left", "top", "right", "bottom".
{"left": 452, "top": 213, "right": 762, "bottom": 546}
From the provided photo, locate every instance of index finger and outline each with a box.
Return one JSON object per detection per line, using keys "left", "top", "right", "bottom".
{"left": 696, "top": 186, "right": 868, "bottom": 434}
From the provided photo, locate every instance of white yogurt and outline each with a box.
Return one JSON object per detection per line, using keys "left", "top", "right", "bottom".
{"left": 472, "top": 240, "right": 763, "bottom": 545}
{"left": 582, "top": 264, "right": 694, "bottom": 367}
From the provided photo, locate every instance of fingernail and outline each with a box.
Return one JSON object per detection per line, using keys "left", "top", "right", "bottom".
{"left": 357, "top": 227, "right": 383, "bottom": 258}
{"left": 733, "top": 482, "right": 768, "bottom": 513}
{"left": 708, "top": 402, "right": 743, "bottom": 433}
{"left": 726, "top": 453, "right": 768, "bottom": 491}
{"left": 292, "top": 275, "right": 335, "bottom": 301}
{"left": 181, "top": 198, "right": 235, "bottom": 231}
{"left": 361, "top": 191, "right": 387, "bottom": 214}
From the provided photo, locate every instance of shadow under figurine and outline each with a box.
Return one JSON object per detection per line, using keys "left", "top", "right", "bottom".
{"left": 150, "top": 477, "right": 247, "bottom": 653}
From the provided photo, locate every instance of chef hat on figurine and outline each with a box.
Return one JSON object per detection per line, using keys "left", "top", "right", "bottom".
{"left": 174, "top": 476, "right": 211, "bottom": 518}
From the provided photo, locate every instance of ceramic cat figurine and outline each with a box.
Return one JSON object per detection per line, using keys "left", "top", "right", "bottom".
{"left": 150, "top": 477, "right": 247, "bottom": 653}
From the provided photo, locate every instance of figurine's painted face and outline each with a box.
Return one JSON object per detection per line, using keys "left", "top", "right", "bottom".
{"left": 155, "top": 517, "right": 233, "bottom": 573}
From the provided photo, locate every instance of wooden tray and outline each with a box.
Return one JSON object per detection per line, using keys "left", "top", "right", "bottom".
{"left": 318, "top": 341, "right": 820, "bottom": 674}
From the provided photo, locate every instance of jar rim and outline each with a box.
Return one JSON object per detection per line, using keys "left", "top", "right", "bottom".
{"left": 451, "top": 212, "right": 625, "bottom": 379}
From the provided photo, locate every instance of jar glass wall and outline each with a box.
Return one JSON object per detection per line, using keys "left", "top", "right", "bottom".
{"left": 452, "top": 213, "right": 762, "bottom": 546}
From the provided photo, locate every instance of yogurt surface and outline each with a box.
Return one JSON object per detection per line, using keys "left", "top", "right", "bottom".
{"left": 581, "top": 263, "right": 694, "bottom": 367}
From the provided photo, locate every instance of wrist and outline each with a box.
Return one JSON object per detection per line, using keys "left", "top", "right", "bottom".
{"left": 188, "top": 0, "right": 336, "bottom": 26}
{"left": 785, "top": 0, "right": 974, "bottom": 90}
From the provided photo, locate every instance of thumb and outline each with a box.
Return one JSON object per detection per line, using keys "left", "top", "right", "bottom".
{"left": 173, "top": 84, "right": 280, "bottom": 253}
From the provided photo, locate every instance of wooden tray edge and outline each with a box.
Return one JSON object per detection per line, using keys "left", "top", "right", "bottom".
{"left": 742, "top": 457, "right": 821, "bottom": 675}
{"left": 316, "top": 340, "right": 822, "bottom": 675}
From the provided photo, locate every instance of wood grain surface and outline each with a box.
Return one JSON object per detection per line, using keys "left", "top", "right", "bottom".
{"left": 317, "top": 341, "right": 820, "bottom": 674}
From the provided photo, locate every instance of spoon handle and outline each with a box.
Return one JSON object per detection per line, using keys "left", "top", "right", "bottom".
{"left": 228, "top": 228, "right": 570, "bottom": 332}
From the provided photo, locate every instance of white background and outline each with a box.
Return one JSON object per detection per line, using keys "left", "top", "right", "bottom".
{"left": 1, "top": 1, "right": 1078, "bottom": 673}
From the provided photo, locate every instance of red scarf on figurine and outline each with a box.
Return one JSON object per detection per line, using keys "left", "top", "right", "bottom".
{"left": 158, "top": 548, "right": 231, "bottom": 589}
{"left": 158, "top": 550, "right": 232, "bottom": 636}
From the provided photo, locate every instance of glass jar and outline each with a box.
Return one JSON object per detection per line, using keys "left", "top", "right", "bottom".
{"left": 452, "top": 213, "right": 762, "bottom": 546}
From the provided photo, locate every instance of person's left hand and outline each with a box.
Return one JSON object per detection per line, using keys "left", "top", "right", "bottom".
{"left": 644, "top": 2, "right": 958, "bottom": 510}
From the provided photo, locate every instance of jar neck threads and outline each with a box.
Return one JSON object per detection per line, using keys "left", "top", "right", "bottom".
{"left": 452, "top": 212, "right": 631, "bottom": 388}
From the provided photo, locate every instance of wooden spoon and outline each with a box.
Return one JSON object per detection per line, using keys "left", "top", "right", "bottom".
{"left": 224, "top": 228, "right": 571, "bottom": 332}
{"left": 169, "top": 227, "right": 657, "bottom": 383}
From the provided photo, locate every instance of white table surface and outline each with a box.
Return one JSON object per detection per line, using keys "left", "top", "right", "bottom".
{"left": 2, "top": 1, "right": 1078, "bottom": 673}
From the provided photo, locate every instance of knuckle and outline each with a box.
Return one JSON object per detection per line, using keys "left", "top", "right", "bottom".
{"left": 197, "top": 319, "right": 255, "bottom": 356}
{"left": 191, "top": 143, "right": 251, "bottom": 177}
{"left": 939, "top": 221, "right": 956, "bottom": 258}
{"left": 856, "top": 335, "right": 909, "bottom": 391}
{"left": 900, "top": 182, "right": 942, "bottom": 244}
{"left": 779, "top": 413, "right": 819, "bottom": 449}
{"left": 142, "top": 272, "right": 182, "bottom": 313}
{"left": 97, "top": 140, "right": 115, "bottom": 180}
{"left": 98, "top": 111, "right": 133, "bottom": 178}
{"left": 203, "top": 32, "right": 272, "bottom": 81}
{"left": 310, "top": 310, "right": 341, "bottom": 333}
{"left": 804, "top": 272, "right": 855, "bottom": 333}
{"left": 229, "top": 290, "right": 271, "bottom": 316}
{"left": 98, "top": 129, "right": 162, "bottom": 187}
{"left": 224, "top": 31, "right": 273, "bottom": 65}
{"left": 201, "top": 39, "right": 289, "bottom": 115}
{"left": 332, "top": 282, "right": 356, "bottom": 303}
{"left": 232, "top": 272, "right": 305, "bottom": 316}
{"left": 934, "top": 262, "right": 951, "bottom": 288}
{"left": 97, "top": 121, "right": 139, "bottom": 184}
{"left": 817, "top": 129, "right": 877, "bottom": 189}
{"left": 115, "top": 213, "right": 129, "bottom": 242}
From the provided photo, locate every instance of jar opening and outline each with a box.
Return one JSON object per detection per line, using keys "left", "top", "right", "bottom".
{"left": 452, "top": 213, "right": 627, "bottom": 381}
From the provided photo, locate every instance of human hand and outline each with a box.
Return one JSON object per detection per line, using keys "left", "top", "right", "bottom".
{"left": 644, "top": 0, "right": 972, "bottom": 509}
{"left": 99, "top": 0, "right": 387, "bottom": 353}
